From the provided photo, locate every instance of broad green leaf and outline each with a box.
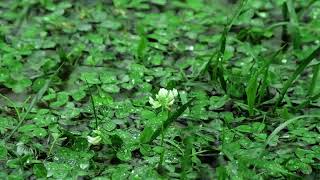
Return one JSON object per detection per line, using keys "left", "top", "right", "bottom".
{"left": 45, "top": 162, "right": 72, "bottom": 179}
{"left": 209, "top": 95, "right": 229, "bottom": 110}
{"left": 103, "top": 120, "right": 116, "bottom": 132}
{"left": 252, "top": 122, "right": 265, "bottom": 133}
{"left": 101, "top": 84, "right": 120, "bottom": 93}
{"left": 140, "top": 126, "right": 155, "bottom": 144}
{"left": 33, "top": 163, "right": 47, "bottom": 178}
{"left": 80, "top": 72, "right": 100, "bottom": 84}
{"left": 50, "top": 92, "right": 69, "bottom": 108}
{"left": 31, "top": 127, "right": 48, "bottom": 137}
{"left": 100, "top": 72, "right": 117, "bottom": 84}
{"left": 116, "top": 147, "right": 132, "bottom": 161}
{"left": 236, "top": 125, "right": 252, "bottom": 133}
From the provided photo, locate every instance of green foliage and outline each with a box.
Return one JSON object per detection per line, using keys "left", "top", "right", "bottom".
{"left": 0, "top": 0, "right": 320, "bottom": 179}
{"left": 274, "top": 45, "right": 320, "bottom": 110}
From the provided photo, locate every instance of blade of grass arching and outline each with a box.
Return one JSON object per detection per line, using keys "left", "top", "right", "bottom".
{"left": 286, "top": 0, "right": 301, "bottom": 49}
{"left": 247, "top": 48, "right": 284, "bottom": 115}
{"left": 256, "top": 67, "right": 269, "bottom": 106}
{"left": 5, "top": 79, "right": 51, "bottom": 142}
{"left": 213, "top": 0, "right": 248, "bottom": 92}
{"left": 160, "top": 98, "right": 194, "bottom": 134}
{"left": 273, "top": 45, "right": 320, "bottom": 111}
{"left": 194, "top": 0, "right": 247, "bottom": 85}
{"left": 257, "top": 47, "right": 285, "bottom": 105}
{"left": 4, "top": 64, "right": 64, "bottom": 142}
{"left": 216, "top": 61, "right": 227, "bottom": 92}
{"left": 144, "top": 98, "right": 194, "bottom": 144}
{"left": 257, "top": 115, "right": 320, "bottom": 172}
{"left": 181, "top": 136, "right": 193, "bottom": 180}
{"left": 265, "top": 115, "right": 320, "bottom": 146}
{"left": 224, "top": 0, "right": 248, "bottom": 32}
{"left": 308, "top": 63, "right": 320, "bottom": 96}
{"left": 296, "top": 91, "right": 320, "bottom": 110}
{"left": 246, "top": 69, "right": 259, "bottom": 116}
{"left": 267, "top": 22, "right": 290, "bottom": 30}
{"left": 245, "top": 59, "right": 268, "bottom": 116}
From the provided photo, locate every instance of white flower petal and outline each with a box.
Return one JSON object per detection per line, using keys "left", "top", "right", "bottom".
{"left": 167, "top": 94, "right": 174, "bottom": 102}
{"left": 158, "top": 88, "right": 168, "bottom": 98}
{"left": 168, "top": 99, "right": 174, "bottom": 106}
{"left": 149, "top": 97, "right": 161, "bottom": 108}
{"left": 171, "top": 89, "right": 178, "bottom": 97}
{"left": 149, "top": 88, "right": 179, "bottom": 109}
{"left": 149, "top": 97, "right": 155, "bottom": 104}
{"left": 152, "top": 101, "right": 161, "bottom": 109}
{"left": 87, "top": 136, "right": 101, "bottom": 145}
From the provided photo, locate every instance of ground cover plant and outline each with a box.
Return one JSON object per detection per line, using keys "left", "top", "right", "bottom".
{"left": 0, "top": 0, "right": 320, "bottom": 179}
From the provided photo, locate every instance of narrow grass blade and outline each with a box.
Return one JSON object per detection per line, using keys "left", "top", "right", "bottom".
{"left": 257, "top": 47, "right": 286, "bottom": 105}
{"left": 217, "top": 60, "right": 227, "bottom": 92}
{"left": 143, "top": 98, "right": 194, "bottom": 144}
{"left": 213, "top": 0, "right": 248, "bottom": 92}
{"left": 160, "top": 98, "right": 194, "bottom": 133}
{"left": 195, "top": 0, "right": 247, "bottom": 88}
{"left": 265, "top": 115, "right": 320, "bottom": 146}
{"left": 256, "top": 67, "right": 269, "bottom": 105}
{"left": 246, "top": 70, "right": 259, "bottom": 116}
{"left": 281, "top": 3, "right": 289, "bottom": 51}
{"left": 4, "top": 64, "right": 63, "bottom": 142}
{"left": 273, "top": 45, "right": 320, "bottom": 111}
{"left": 5, "top": 79, "right": 51, "bottom": 141}
{"left": 286, "top": 0, "right": 301, "bottom": 49}
{"left": 246, "top": 48, "right": 283, "bottom": 115}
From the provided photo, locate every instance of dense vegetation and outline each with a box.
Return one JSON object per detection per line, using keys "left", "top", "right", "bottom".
{"left": 0, "top": 0, "right": 320, "bottom": 179}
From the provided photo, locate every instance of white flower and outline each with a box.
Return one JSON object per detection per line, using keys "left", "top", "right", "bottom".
{"left": 186, "top": 45, "right": 194, "bottom": 51}
{"left": 87, "top": 135, "right": 101, "bottom": 145}
{"left": 149, "top": 88, "right": 178, "bottom": 109}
